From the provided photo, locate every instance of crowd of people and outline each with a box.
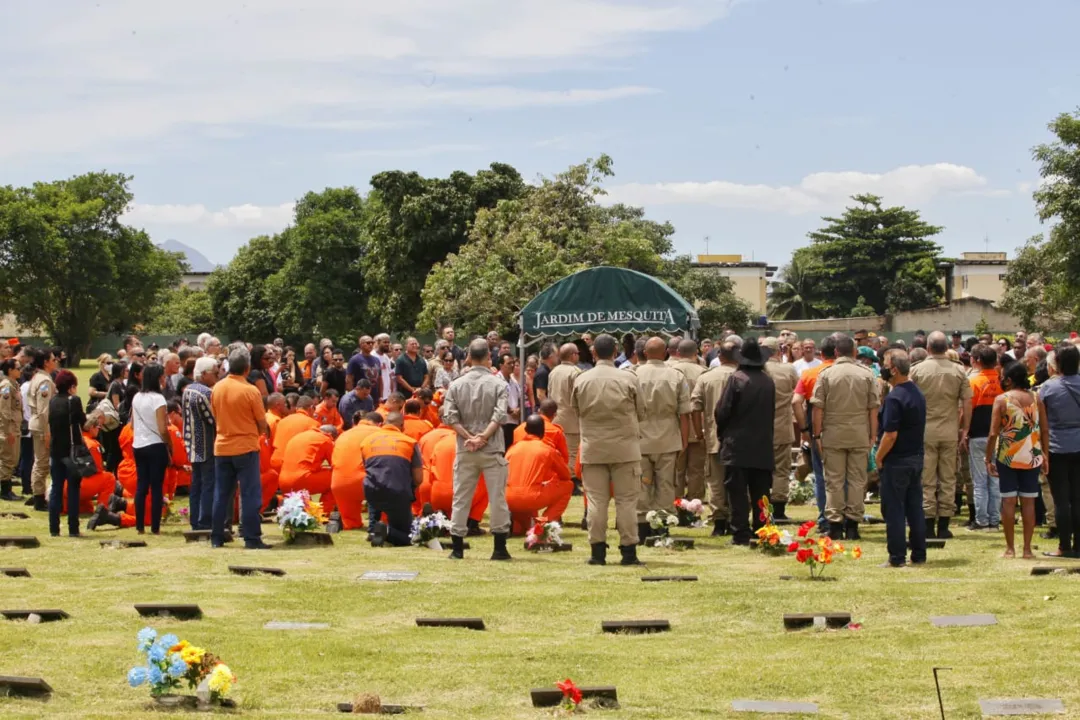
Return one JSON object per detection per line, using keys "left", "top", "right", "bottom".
{"left": 0, "top": 324, "right": 1077, "bottom": 568}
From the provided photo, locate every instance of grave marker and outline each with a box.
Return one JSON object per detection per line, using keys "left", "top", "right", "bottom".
{"left": 523, "top": 542, "right": 573, "bottom": 552}
{"left": 287, "top": 532, "right": 333, "bottom": 546}
{"left": 732, "top": 700, "right": 819, "bottom": 714}
{"left": 601, "top": 619, "right": 670, "bottom": 634}
{"left": 0, "top": 512, "right": 29, "bottom": 520}
{"left": 644, "top": 537, "right": 694, "bottom": 549}
{"left": 336, "top": 701, "right": 424, "bottom": 714}
{"left": 911, "top": 539, "right": 946, "bottom": 549}
{"left": 229, "top": 565, "right": 285, "bottom": 577}
{"left": 0, "top": 676, "right": 52, "bottom": 697}
{"left": 930, "top": 614, "right": 996, "bottom": 628}
{"left": 2, "top": 609, "right": 69, "bottom": 622}
{"left": 134, "top": 603, "right": 203, "bottom": 620}
{"left": 264, "top": 621, "right": 329, "bottom": 630}
{"left": 978, "top": 698, "right": 1065, "bottom": 716}
{"left": 1031, "top": 566, "right": 1080, "bottom": 576}
{"left": 0, "top": 536, "right": 39, "bottom": 548}
{"left": 100, "top": 539, "right": 147, "bottom": 549}
{"left": 863, "top": 515, "right": 885, "bottom": 525}
{"left": 360, "top": 571, "right": 419, "bottom": 582}
{"left": 531, "top": 686, "right": 618, "bottom": 708}
{"left": 415, "top": 617, "right": 485, "bottom": 630}
{"left": 641, "top": 575, "right": 697, "bottom": 582}
{"left": 783, "top": 613, "right": 851, "bottom": 630}
{"left": 183, "top": 530, "right": 232, "bottom": 543}
{"left": 0, "top": 568, "right": 30, "bottom": 578}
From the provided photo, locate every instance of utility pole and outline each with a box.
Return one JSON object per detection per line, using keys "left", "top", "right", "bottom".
{"left": 704, "top": 235, "right": 710, "bottom": 256}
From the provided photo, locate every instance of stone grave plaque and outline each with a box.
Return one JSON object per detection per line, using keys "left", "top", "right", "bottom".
{"left": 2, "top": 609, "right": 69, "bottom": 622}
{"left": 0, "top": 536, "right": 39, "bottom": 548}
{"left": 0, "top": 512, "right": 29, "bottom": 520}
{"left": 264, "top": 621, "right": 329, "bottom": 630}
{"left": 910, "top": 538, "right": 946, "bottom": 549}
{"left": 1031, "top": 566, "right": 1080, "bottom": 576}
{"left": 229, "top": 565, "right": 285, "bottom": 577}
{"left": 930, "top": 614, "right": 997, "bottom": 628}
{"left": 783, "top": 613, "right": 851, "bottom": 630}
{"left": 0, "top": 568, "right": 30, "bottom": 578}
{"left": 287, "top": 532, "right": 333, "bottom": 546}
{"left": 601, "top": 619, "right": 670, "bottom": 634}
{"left": 134, "top": 603, "right": 203, "bottom": 620}
{"left": 732, "top": 700, "right": 819, "bottom": 714}
{"left": 979, "top": 698, "right": 1065, "bottom": 715}
{"left": 523, "top": 542, "right": 573, "bottom": 552}
{"left": 336, "top": 702, "right": 424, "bottom": 714}
{"left": 863, "top": 515, "right": 885, "bottom": 525}
{"left": 531, "top": 686, "right": 618, "bottom": 708}
{"left": 641, "top": 575, "right": 697, "bottom": 582}
{"left": 184, "top": 530, "right": 232, "bottom": 543}
{"left": 644, "top": 536, "right": 694, "bottom": 549}
{"left": 0, "top": 675, "right": 52, "bottom": 697}
{"left": 360, "top": 571, "right": 419, "bottom": 582}
{"left": 415, "top": 617, "right": 485, "bottom": 630}
{"left": 100, "top": 539, "right": 147, "bottom": 549}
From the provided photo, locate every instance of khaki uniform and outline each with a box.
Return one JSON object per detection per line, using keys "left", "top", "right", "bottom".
{"left": 572, "top": 360, "right": 646, "bottom": 547}
{"left": 690, "top": 364, "right": 736, "bottom": 521}
{"left": 633, "top": 360, "right": 691, "bottom": 521}
{"left": 810, "top": 357, "right": 879, "bottom": 524}
{"left": 764, "top": 360, "right": 799, "bottom": 503}
{"left": 0, "top": 377, "right": 23, "bottom": 480}
{"left": 548, "top": 362, "right": 583, "bottom": 478}
{"left": 910, "top": 357, "right": 972, "bottom": 518}
{"left": 672, "top": 359, "right": 707, "bottom": 499}
{"left": 27, "top": 370, "right": 54, "bottom": 496}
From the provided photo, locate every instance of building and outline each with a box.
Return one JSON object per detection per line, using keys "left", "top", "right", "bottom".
{"left": 941, "top": 252, "right": 1008, "bottom": 304}
{"left": 180, "top": 272, "right": 212, "bottom": 292}
{"left": 691, "top": 255, "right": 776, "bottom": 316}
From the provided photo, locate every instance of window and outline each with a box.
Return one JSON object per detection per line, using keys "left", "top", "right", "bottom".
{"left": 962, "top": 276, "right": 969, "bottom": 289}
{"left": 998, "top": 274, "right": 1006, "bottom": 281}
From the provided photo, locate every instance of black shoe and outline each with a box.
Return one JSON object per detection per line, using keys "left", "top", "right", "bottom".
{"left": 107, "top": 494, "right": 127, "bottom": 513}
{"left": 491, "top": 532, "right": 512, "bottom": 561}
{"left": 773, "top": 501, "right": 789, "bottom": 520}
{"left": 572, "top": 478, "right": 583, "bottom": 496}
{"left": 845, "top": 520, "right": 861, "bottom": 541}
{"left": 369, "top": 522, "right": 388, "bottom": 547}
{"left": 32, "top": 495, "right": 47, "bottom": 512}
{"left": 326, "top": 510, "right": 342, "bottom": 534}
{"left": 448, "top": 535, "right": 465, "bottom": 560}
{"left": 466, "top": 518, "right": 487, "bottom": 537}
{"left": 925, "top": 518, "right": 937, "bottom": 540}
{"left": 1041, "top": 529, "right": 1059, "bottom": 540}
{"left": 619, "top": 544, "right": 643, "bottom": 566}
{"left": 587, "top": 542, "right": 607, "bottom": 566}
{"left": 937, "top": 517, "right": 953, "bottom": 539}
{"left": 580, "top": 514, "right": 588, "bottom": 531}
{"left": 24, "top": 495, "right": 35, "bottom": 506}
{"left": 244, "top": 540, "right": 273, "bottom": 550}
{"left": 0, "top": 481, "right": 20, "bottom": 501}
{"left": 87, "top": 505, "right": 110, "bottom": 531}
{"left": 828, "top": 525, "right": 844, "bottom": 541}
{"left": 637, "top": 522, "right": 652, "bottom": 545}
{"left": 711, "top": 520, "right": 728, "bottom": 537}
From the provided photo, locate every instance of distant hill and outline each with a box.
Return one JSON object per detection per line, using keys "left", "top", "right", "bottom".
{"left": 159, "top": 239, "right": 217, "bottom": 273}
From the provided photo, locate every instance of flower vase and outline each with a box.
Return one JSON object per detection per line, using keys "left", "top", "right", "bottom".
{"left": 427, "top": 537, "right": 442, "bottom": 551}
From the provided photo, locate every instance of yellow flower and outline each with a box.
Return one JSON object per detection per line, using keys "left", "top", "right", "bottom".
{"left": 170, "top": 640, "right": 189, "bottom": 653}
{"left": 181, "top": 645, "right": 205, "bottom": 665}
{"left": 208, "top": 664, "right": 235, "bottom": 695}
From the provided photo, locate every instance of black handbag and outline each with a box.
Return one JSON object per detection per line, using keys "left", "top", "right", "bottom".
{"left": 66, "top": 397, "right": 97, "bottom": 480}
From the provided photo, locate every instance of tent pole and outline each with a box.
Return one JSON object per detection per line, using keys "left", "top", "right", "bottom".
{"left": 518, "top": 315, "right": 526, "bottom": 420}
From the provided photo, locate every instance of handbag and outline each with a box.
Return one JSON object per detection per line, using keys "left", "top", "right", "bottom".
{"left": 66, "top": 397, "right": 97, "bottom": 479}
{"left": 92, "top": 396, "right": 121, "bottom": 432}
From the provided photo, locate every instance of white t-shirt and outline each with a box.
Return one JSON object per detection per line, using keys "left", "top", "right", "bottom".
{"left": 793, "top": 358, "right": 823, "bottom": 376}
{"left": 375, "top": 352, "right": 394, "bottom": 399}
{"left": 131, "top": 392, "right": 167, "bottom": 449}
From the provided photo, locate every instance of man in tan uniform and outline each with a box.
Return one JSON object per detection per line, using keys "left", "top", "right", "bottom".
{"left": 811, "top": 334, "right": 879, "bottom": 541}
{"left": 691, "top": 338, "right": 740, "bottom": 536}
{"left": 26, "top": 347, "right": 57, "bottom": 511}
{"left": 0, "top": 358, "right": 24, "bottom": 501}
{"left": 664, "top": 336, "right": 682, "bottom": 367}
{"left": 909, "top": 331, "right": 972, "bottom": 539}
{"left": 762, "top": 337, "right": 799, "bottom": 520}
{"left": 572, "top": 334, "right": 646, "bottom": 566}
{"left": 548, "top": 344, "right": 583, "bottom": 479}
{"left": 633, "top": 337, "right": 691, "bottom": 540}
{"left": 671, "top": 339, "right": 707, "bottom": 500}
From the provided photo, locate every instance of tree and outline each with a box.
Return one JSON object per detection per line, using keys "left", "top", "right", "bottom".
{"left": 206, "top": 234, "right": 290, "bottom": 341}
{"left": 849, "top": 296, "right": 877, "bottom": 317}
{"left": 1001, "top": 110, "right": 1080, "bottom": 332}
{"left": 143, "top": 287, "right": 215, "bottom": 335}
{"left": 363, "top": 163, "right": 527, "bottom": 332}
{"left": 0, "top": 172, "right": 184, "bottom": 361}
{"left": 806, "top": 194, "right": 944, "bottom": 315}
{"left": 767, "top": 249, "right": 827, "bottom": 320}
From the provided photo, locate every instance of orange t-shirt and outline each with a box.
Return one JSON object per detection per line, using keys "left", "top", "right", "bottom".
{"left": 794, "top": 359, "right": 834, "bottom": 401}
{"left": 280, "top": 429, "right": 335, "bottom": 485}
{"left": 271, "top": 413, "right": 320, "bottom": 469}
{"left": 403, "top": 415, "right": 434, "bottom": 442}
{"left": 506, "top": 434, "right": 570, "bottom": 489}
{"left": 331, "top": 421, "right": 383, "bottom": 487}
{"left": 211, "top": 374, "right": 266, "bottom": 457}
{"left": 512, "top": 417, "right": 569, "bottom": 462}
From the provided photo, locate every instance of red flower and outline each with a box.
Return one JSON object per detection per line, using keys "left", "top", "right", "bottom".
{"left": 758, "top": 498, "right": 766, "bottom": 509}
{"left": 797, "top": 521, "right": 815, "bottom": 538}
{"left": 759, "top": 512, "right": 768, "bottom": 523}
{"left": 557, "top": 679, "right": 582, "bottom": 706}
{"left": 786, "top": 542, "right": 799, "bottom": 552}
{"left": 795, "top": 548, "right": 812, "bottom": 563}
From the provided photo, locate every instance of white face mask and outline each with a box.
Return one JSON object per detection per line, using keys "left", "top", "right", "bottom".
{"left": 104, "top": 363, "right": 113, "bottom": 376}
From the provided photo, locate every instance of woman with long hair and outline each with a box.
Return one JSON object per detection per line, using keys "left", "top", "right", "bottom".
{"left": 48, "top": 370, "right": 86, "bottom": 537}
{"left": 131, "top": 363, "right": 170, "bottom": 534}
{"left": 248, "top": 345, "right": 272, "bottom": 398}
{"left": 279, "top": 347, "right": 302, "bottom": 395}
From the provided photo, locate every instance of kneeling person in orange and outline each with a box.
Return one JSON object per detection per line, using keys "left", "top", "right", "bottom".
{"left": 258, "top": 433, "right": 278, "bottom": 513}
{"left": 330, "top": 412, "right": 385, "bottom": 530}
{"left": 506, "top": 415, "right": 574, "bottom": 533}
{"left": 362, "top": 412, "right": 423, "bottom": 547}
{"left": 512, "top": 398, "right": 569, "bottom": 464}
{"left": 72, "top": 423, "right": 116, "bottom": 520}
{"left": 165, "top": 400, "right": 190, "bottom": 497}
{"left": 430, "top": 432, "right": 488, "bottom": 534}
{"left": 279, "top": 425, "right": 338, "bottom": 516}
{"left": 413, "top": 425, "right": 454, "bottom": 516}
{"left": 271, "top": 398, "right": 319, "bottom": 472}
{"left": 402, "top": 399, "right": 434, "bottom": 442}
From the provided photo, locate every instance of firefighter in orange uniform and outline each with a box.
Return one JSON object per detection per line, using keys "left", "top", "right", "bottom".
{"left": 361, "top": 412, "right": 423, "bottom": 547}
{"left": 402, "top": 399, "right": 434, "bottom": 442}
{"left": 270, "top": 397, "right": 319, "bottom": 472}
{"left": 330, "top": 412, "right": 384, "bottom": 530}
{"left": 279, "top": 425, "right": 338, "bottom": 516}
{"left": 430, "top": 431, "right": 488, "bottom": 535}
{"left": 506, "top": 415, "right": 574, "bottom": 533}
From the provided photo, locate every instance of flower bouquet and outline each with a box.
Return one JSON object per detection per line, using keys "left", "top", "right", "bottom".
{"left": 557, "top": 678, "right": 583, "bottom": 714}
{"left": 410, "top": 509, "right": 451, "bottom": 550}
{"left": 127, "top": 627, "right": 236, "bottom": 708}
{"left": 754, "top": 496, "right": 793, "bottom": 555}
{"left": 673, "top": 498, "right": 705, "bottom": 528}
{"left": 788, "top": 477, "right": 815, "bottom": 505}
{"left": 786, "top": 520, "right": 862, "bottom": 579}
{"left": 525, "top": 519, "right": 563, "bottom": 551}
{"left": 275, "top": 490, "right": 328, "bottom": 543}
{"left": 645, "top": 509, "right": 687, "bottom": 549}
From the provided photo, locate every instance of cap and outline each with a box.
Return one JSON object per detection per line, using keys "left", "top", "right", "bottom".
{"left": 857, "top": 346, "right": 877, "bottom": 361}
{"left": 6, "top": 338, "right": 19, "bottom": 347}
{"left": 951, "top": 330, "right": 962, "bottom": 337}
{"left": 760, "top": 337, "right": 779, "bottom": 351}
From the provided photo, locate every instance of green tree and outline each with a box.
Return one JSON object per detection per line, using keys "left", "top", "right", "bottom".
{"left": 767, "top": 249, "right": 828, "bottom": 320}
{"left": 806, "top": 193, "right": 944, "bottom": 315}
{"left": 143, "top": 287, "right": 215, "bottom": 335}
{"left": 1001, "top": 110, "right": 1080, "bottom": 332}
{"left": 206, "top": 234, "right": 290, "bottom": 341}
{"left": 849, "top": 295, "right": 877, "bottom": 317}
{"left": 0, "top": 172, "right": 184, "bottom": 361}
{"left": 363, "top": 163, "right": 527, "bottom": 332}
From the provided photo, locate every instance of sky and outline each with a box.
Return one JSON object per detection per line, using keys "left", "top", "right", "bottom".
{"left": 3, "top": 0, "right": 1078, "bottom": 267}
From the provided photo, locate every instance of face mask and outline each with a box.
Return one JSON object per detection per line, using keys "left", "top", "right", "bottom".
{"left": 104, "top": 363, "right": 113, "bottom": 376}
{"left": 880, "top": 366, "right": 892, "bottom": 383}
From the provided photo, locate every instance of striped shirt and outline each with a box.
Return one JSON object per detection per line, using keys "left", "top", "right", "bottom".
{"left": 182, "top": 382, "right": 215, "bottom": 463}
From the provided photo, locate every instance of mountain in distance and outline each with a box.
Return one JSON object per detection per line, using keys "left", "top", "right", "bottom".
{"left": 158, "top": 239, "right": 218, "bottom": 273}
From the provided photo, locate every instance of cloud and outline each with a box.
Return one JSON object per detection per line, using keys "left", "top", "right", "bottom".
{"left": 605, "top": 163, "right": 1001, "bottom": 214}
{"left": 124, "top": 202, "right": 296, "bottom": 231}
{"left": 331, "top": 144, "right": 484, "bottom": 160}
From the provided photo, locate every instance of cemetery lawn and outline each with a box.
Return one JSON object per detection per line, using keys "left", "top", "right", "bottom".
{"left": 3, "top": 498, "right": 1080, "bottom": 720}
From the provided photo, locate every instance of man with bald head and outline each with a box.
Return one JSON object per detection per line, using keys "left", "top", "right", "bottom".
{"left": 672, "top": 339, "right": 708, "bottom": 500}
{"left": 634, "top": 336, "right": 691, "bottom": 540}
{"left": 691, "top": 338, "right": 741, "bottom": 535}
{"left": 909, "top": 330, "right": 972, "bottom": 539}
{"left": 280, "top": 424, "right": 338, "bottom": 516}
{"left": 506, "top": 414, "right": 573, "bottom": 531}
{"left": 548, "top": 342, "right": 584, "bottom": 483}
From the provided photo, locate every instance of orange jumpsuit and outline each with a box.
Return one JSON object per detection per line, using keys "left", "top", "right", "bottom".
{"left": 330, "top": 421, "right": 382, "bottom": 530}
{"left": 279, "top": 429, "right": 336, "bottom": 516}
{"left": 402, "top": 414, "right": 433, "bottom": 443}
{"left": 422, "top": 404, "right": 441, "bottom": 429}
{"left": 117, "top": 424, "right": 137, "bottom": 497}
{"left": 259, "top": 434, "right": 279, "bottom": 512}
{"left": 314, "top": 402, "right": 344, "bottom": 432}
{"left": 165, "top": 422, "right": 190, "bottom": 495}
{"left": 512, "top": 418, "right": 570, "bottom": 463}
{"left": 413, "top": 427, "right": 455, "bottom": 515}
{"left": 506, "top": 434, "right": 574, "bottom": 532}
{"left": 430, "top": 434, "right": 487, "bottom": 522}
{"left": 64, "top": 434, "right": 116, "bottom": 515}
{"left": 271, "top": 413, "right": 319, "bottom": 472}
{"left": 266, "top": 410, "right": 285, "bottom": 443}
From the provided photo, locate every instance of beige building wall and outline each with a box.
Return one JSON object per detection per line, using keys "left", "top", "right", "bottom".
{"left": 693, "top": 256, "right": 769, "bottom": 316}
{"left": 953, "top": 265, "right": 1006, "bottom": 303}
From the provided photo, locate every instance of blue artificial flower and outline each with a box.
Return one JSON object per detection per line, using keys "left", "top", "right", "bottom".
{"left": 127, "top": 666, "right": 148, "bottom": 687}
{"left": 159, "top": 633, "right": 179, "bottom": 649}
{"left": 147, "top": 665, "right": 164, "bottom": 687}
{"left": 167, "top": 656, "right": 188, "bottom": 679}
{"left": 148, "top": 644, "right": 167, "bottom": 663}
{"left": 137, "top": 627, "right": 157, "bottom": 651}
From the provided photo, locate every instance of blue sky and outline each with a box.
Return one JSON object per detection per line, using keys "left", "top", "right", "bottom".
{"left": 3, "top": 0, "right": 1077, "bottom": 266}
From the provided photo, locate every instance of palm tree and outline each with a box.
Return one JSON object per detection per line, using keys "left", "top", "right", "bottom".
{"left": 768, "top": 254, "right": 825, "bottom": 320}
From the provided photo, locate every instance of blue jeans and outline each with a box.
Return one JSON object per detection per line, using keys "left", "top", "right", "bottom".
{"left": 48, "top": 458, "right": 81, "bottom": 536}
{"left": 19, "top": 436, "right": 34, "bottom": 494}
{"left": 968, "top": 437, "right": 999, "bottom": 526}
{"left": 365, "top": 485, "right": 414, "bottom": 547}
{"left": 213, "top": 451, "right": 261, "bottom": 546}
{"left": 190, "top": 455, "right": 215, "bottom": 531}
{"left": 881, "top": 455, "right": 927, "bottom": 565}
{"left": 811, "top": 442, "right": 829, "bottom": 532}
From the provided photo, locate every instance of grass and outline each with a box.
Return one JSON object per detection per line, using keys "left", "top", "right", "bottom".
{"left": 2, "top": 498, "right": 1079, "bottom": 720}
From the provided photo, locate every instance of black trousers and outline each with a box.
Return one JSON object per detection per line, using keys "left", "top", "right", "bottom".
{"left": 1049, "top": 452, "right": 1080, "bottom": 554}
{"left": 724, "top": 466, "right": 772, "bottom": 544}
{"left": 880, "top": 456, "right": 927, "bottom": 565}
{"left": 134, "top": 444, "right": 168, "bottom": 533}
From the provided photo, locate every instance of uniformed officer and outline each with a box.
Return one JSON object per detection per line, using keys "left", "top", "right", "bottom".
{"left": 761, "top": 337, "right": 799, "bottom": 519}
{"left": 690, "top": 338, "right": 740, "bottom": 535}
{"left": 25, "top": 347, "right": 57, "bottom": 511}
{"left": 671, "top": 339, "right": 707, "bottom": 500}
{"left": 633, "top": 337, "right": 691, "bottom": 541}
{"left": 547, "top": 343, "right": 583, "bottom": 480}
{"left": 572, "top": 334, "right": 646, "bottom": 566}
{"left": 909, "top": 330, "right": 972, "bottom": 539}
{"left": 443, "top": 339, "right": 510, "bottom": 561}
{"left": 0, "top": 358, "right": 24, "bottom": 501}
{"left": 811, "top": 334, "right": 880, "bottom": 540}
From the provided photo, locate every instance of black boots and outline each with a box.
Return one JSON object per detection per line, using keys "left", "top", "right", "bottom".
{"left": 0, "top": 480, "right": 20, "bottom": 501}
{"left": 711, "top": 519, "right": 728, "bottom": 537}
{"left": 448, "top": 535, "right": 465, "bottom": 560}
{"left": 637, "top": 522, "right": 652, "bottom": 545}
{"left": 773, "top": 501, "right": 789, "bottom": 520}
{"left": 490, "top": 532, "right": 511, "bottom": 561}
{"left": 828, "top": 524, "right": 844, "bottom": 541}
{"left": 368, "top": 522, "right": 388, "bottom": 547}
{"left": 580, "top": 510, "right": 588, "bottom": 530}
{"left": 844, "top": 519, "right": 861, "bottom": 541}
{"left": 619, "top": 544, "right": 642, "bottom": 566}
{"left": 87, "top": 505, "right": 121, "bottom": 531}
{"left": 925, "top": 518, "right": 937, "bottom": 539}
{"left": 107, "top": 494, "right": 127, "bottom": 513}
{"left": 326, "top": 510, "right": 342, "bottom": 534}
{"left": 937, "top": 517, "right": 953, "bottom": 539}
{"left": 588, "top": 542, "right": 607, "bottom": 566}
{"left": 31, "top": 494, "right": 47, "bottom": 511}
{"left": 466, "top": 518, "right": 487, "bottom": 537}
